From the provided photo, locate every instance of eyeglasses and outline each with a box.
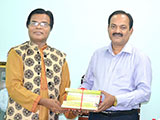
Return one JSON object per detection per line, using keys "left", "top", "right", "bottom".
{"left": 29, "top": 21, "right": 50, "bottom": 28}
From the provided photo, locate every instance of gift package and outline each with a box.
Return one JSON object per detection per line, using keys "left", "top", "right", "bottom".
{"left": 61, "top": 88, "right": 101, "bottom": 111}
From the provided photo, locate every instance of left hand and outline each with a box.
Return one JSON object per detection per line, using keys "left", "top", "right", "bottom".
{"left": 95, "top": 90, "right": 115, "bottom": 112}
{"left": 39, "top": 98, "right": 66, "bottom": 113}
{"left": 68, "top": 109, "right": 89, "bottom": 116}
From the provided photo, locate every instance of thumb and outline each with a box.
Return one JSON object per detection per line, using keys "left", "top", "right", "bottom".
{"left": 100, "top": 90, "right": 108, "bottom": 96}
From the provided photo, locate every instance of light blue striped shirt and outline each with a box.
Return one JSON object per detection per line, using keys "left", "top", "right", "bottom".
{"left": 81, "top": 42, "right": 152, "bottom": 111}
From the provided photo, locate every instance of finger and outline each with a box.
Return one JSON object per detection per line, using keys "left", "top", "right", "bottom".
{"left": 97, "top": 102, "right": 106, "bottom": 112}
{"left": 53, "top": 104, "right": 62, "bottom": 111}
{"left": 100, "top": 90, "right": 108, "bottom": 96}
{"left": 51, "top": 108, "right": 56, "bottom": 112}
{"left": 78, "top": 109, "right": 82, "bottom": 112}
{"left": 59, "top": 109, "right": 65, "bottom": 113}
{"left": 96, "top": 106, "right": 105, "bottom": 112}
{"left": 83, "top": 110, "right": 89, "bottom": 114}
{"left": 84, "top": 110, "right": 89, "bottom": 114}
{"left": 55, "top": 100, "right": 61, "bottom": 106}
{"left": 55, "top": 111, "right": 60, "bottom": 115}
{"left": 98, "top": 102, "right": 104, "bottom": 110}
{"left": 54, "top": 104, "right": 61, "bottom": 109}
{"left": 72, "top": 111, "right": 80, "bottom": 115}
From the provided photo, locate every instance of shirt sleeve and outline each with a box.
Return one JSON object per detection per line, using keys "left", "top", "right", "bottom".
{"left": 80, "top": 53, "right": 95, "bottom": 90}
{"left": 59, "top": 61, "right": 70, "bottom": 104}
{"left": 6, "top": 49, "right": 41, "bottom": 112}
{"left": 59, "top": 61, "right": 77, "bottom": 119}
{"left": 80, "top": 49, "right": 152, "bottom": 110}
{"left": 115, "top": 55, "right": 152, "bottom": 108}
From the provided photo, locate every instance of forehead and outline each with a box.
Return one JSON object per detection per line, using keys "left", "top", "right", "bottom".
{"left": 30, "top": 14, "right": 50, "bottom": 23}
{"left": 110, "top": 14, "right": 129, "bottom": 25}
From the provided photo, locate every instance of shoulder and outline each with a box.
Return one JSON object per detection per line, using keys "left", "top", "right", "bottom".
{"left": 131, "top": 45, "right": 151, "bottom": 63}
{"left": 92, "top": 46, "right": 108, "bottom": 57}
{"left": 10, "top": 41, "right": 30, "bottom": 56}
{"left": 132, "top": 46, "right": 149, "bottom": 57}
{"left": 13, "top": 41, "right": 30, "bottom": 50}
{"left": 47, "top": 45, "right": 66, "bottom": 58}
{"left": 7, "top": 41, "right": 29, "bottom": 57}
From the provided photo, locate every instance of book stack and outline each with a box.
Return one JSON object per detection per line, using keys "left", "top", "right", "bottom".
{"left": 62, "top": 88, "right": 101, "bottom": 111}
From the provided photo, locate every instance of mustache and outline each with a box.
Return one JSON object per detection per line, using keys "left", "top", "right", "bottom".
{"left": 112, "top": 33, "right": 123, "bottom": 37}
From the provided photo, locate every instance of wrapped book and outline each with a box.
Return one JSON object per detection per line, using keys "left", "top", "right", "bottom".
{"left": 61, "top": 88, "right": 101, "bottom": 111}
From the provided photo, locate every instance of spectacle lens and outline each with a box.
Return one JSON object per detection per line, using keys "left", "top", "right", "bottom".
{"left": 30, "top": 21, "right": 50, "bottom": 28}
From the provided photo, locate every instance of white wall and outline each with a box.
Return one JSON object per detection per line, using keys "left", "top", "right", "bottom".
{"left": 0, "top": 0, "right": 160, "bottom": 119}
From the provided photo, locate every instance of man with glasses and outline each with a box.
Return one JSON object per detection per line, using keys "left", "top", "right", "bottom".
{"left": 5, "top": 8, "right": 76, "bottom": 120}
{"left": 80, "top": 10, "right": 152, "bottom": 120}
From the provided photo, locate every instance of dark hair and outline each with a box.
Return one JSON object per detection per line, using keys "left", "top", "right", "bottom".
{"left": 108, "top": 10, "right": 133, "bottom": 30}
{"left": 26, "top": 8, "right": 54, "bottom": 30}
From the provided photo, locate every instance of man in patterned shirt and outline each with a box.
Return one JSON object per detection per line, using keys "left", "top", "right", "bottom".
{"left": 5, "top": 8, "right": 76, "bottom": 120}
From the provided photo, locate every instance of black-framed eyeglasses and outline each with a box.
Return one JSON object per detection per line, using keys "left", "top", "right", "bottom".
{"left": 29, "top": 21, "right": 50, "bottom": 28}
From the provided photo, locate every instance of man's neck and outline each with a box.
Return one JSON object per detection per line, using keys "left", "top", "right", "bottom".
{"left": 31, "top": 41, "right": 46, "bottom": 48}
{"left": 112, "top": 45, "right": 124, "bottom": 55}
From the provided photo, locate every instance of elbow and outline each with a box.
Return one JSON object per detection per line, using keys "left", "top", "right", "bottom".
{"left": 6, "top": 81, "right": 14, "bottom": 97}
{"left": 143, "top": 89, "right": 151, "bottom": 103}
{"left": 6, "top": 82, "right": 10, "bottom": 92}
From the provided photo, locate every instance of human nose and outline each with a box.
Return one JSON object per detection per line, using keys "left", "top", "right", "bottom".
{"left": 36, "top": 23, "right": 42, "bottom": 28}
{"left": 115, "top": 27, "right": 121, "bottom": 33}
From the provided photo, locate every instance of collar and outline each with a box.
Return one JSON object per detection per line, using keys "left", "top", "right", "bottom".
{"left": 106, "top": 42, "right": 133, "bottom": 55}
{"left": 29, "top": 41, "right": 48, "bottom": 51}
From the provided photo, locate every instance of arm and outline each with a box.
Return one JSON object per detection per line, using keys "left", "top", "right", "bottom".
{"left": 81, "top": 50, "right": 152, "bottom": 110}
{"left": 97, "top": 55, "right": 152, "bottom": 111}
{"left": 116, "top": 55, "right": 152, "bottom": 108}
{"left": 80, "top": 53, "right": 95, "bottom": 90}
{"left": 6, "top": 49, "right": 41, "bottom": 112}
{"left": 59, "top": 61, "right": 77, "bottom": 119}
{"left": 59, "top": 61, "right": 70, "bottom": 104}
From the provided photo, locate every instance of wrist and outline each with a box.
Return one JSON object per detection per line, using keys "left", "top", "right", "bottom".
{"left": 39, "top": 98, "right": 47, "bottom": 106}
{"left": 113, "top": 96, "right": 117, "bottom": 106}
